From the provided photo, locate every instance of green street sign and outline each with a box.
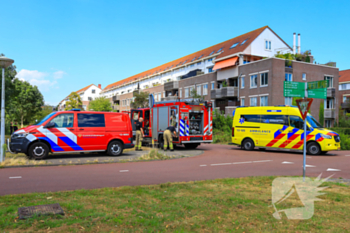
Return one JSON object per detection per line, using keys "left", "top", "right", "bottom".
{"left": 283, "top": 81, "right": 305, "bottom": 98}
{"left": 307, "top": 88, "right": 327, "bottom": 99}
{"left": 307, "top": 80, "right": 329, "bottom": 90}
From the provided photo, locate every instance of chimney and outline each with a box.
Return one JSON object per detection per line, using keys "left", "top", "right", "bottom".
{"left": 298, "top": 33, "right": 301, "bottom": 54}
{"left": 293, "top": 33, "right": 296, "bottom": 54}
{"left": 98, "top": 84, "right": 101, "bottom": 89}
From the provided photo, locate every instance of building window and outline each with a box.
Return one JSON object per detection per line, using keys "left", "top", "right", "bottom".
{"left": 343, "top": 96, "right": 348, "bottom": 102}
{"left": 230, "top": 42, "right": 239, "bottom": 49}
{"left": 265, "top": 40, "right": 271, "bottom": 50}
{"left": 324, "top": 99, "right": 334, "bottom": 109}
{"left": 241, "top": 98, "right": 245, "bottom": 106}
{"left": 302, "top": 73, "right": 306, "bottom": 80}
{"left": 285, "top": 97, "right": 292, "bottom": 105}
{"left": 92, "top": 89, "right": 95, "bottom": 94}
{"left": 185, "top": 88, "right": 189, "bottom": 98}
{"left": 196, "top": 85, "right": 201, "bottom": 95}
{"left": 189, "top": 86, "right": 194, "bottom": 96}
{"left": 260, "top": 73, "right": 268, "bottom": 86}
{"left": 197, "top": 61, "right": 201, "bottom": 65}
{"left": 260, "top": 96, "right": 268, "bottom": 106}
{"left": 207, "top": 58, "right": 213, "bottom": 62}
{"left": 88, "top": 97, "right": 92, "bottom": 101}
{"left": 190, "top": 64, "right": 195, "bottom": 67}
{"left": 324, "top": 76, "right": 333, "bottom": 88}
{"left": 241, "top": 77, "right": 245, "bottom": 88}
{"left": 179, "top": 89, "right": 182, "bottom": 98}
{"left": 285, "top": 73, "right": 293, "bottom": 81}
{"left": 211, "top": 82, "right": 215, "bottom": 90}
{"left": 325, "top": 120, "right": 331, "bottom": 128}
{"left": 203, "top": 84, "right": 208, "bottom": 95}
{"left": 241, "top": 39, "right": 248, "bottom": 45}
{"left": 158, "top": 93, "right": 161, "bottom": 101}
{"left": 208, "top": 67, "right": 213, "bottom": 73}
{"left": 250, "top": 75, "right": 258, "bottom": 88}
{"left": 250, "top": 97, "right": 257, "bottom": 106}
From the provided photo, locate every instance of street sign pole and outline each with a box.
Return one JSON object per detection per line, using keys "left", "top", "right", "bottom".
{"left": 303, "top": 83, "right": 307, "bottom": 181}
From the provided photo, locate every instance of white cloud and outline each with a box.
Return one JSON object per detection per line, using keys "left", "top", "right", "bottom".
{"left": 53, "top": 70, "right": 66, "bottom": 79}
{"left": 16, "top": 69, "right": 65, "bottom": 92}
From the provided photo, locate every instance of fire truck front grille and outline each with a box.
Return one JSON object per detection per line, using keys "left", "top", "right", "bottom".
{"left": 190, "top": 137, "right": 203, "bottom": 141}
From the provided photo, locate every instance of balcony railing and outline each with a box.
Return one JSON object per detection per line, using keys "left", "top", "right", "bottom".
{"left": 164, "top": 81, "right": 179, "bottom": 91}
{"left": 341, "top": 102, "right": 350, "bottom": 109}
{"left": 210, "top": 87, "right": 238, "bottom": 99}
{"left": 324, "top": 109, "right": 335, "bottom": 118}
{"left": 327, "top": 88, "right": 335, "bottom": 98}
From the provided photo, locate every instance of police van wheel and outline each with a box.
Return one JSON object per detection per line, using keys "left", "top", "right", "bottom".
{"left": 242, "top": 139, "right": 254, "bottom": 151}
{"left": 108, "top": 141, "right": 123, "bottom": 156}
{"left": 28, "top": 142, "right": 49, "bottom": 160}
{"left": 307, "top": 142, "right": 321, "bottom": 155}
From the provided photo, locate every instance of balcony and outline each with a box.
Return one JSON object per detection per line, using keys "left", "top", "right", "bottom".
{"left": 327, "top": 88, "right": 335, "bottom": 98}
{"left": 324, "top": 109, "right": 335, "bottom": 118}
{"left": 211, "top": 87, "right": 238, "bottom": 99}
{"left": 164, "top": 81, "right": 179, "bottom": 91}
{"left": 341, "top": 102, "right": 350, "bottom": 109}
{"left": 112, "top": 105, "right": 119, "bottom": 111}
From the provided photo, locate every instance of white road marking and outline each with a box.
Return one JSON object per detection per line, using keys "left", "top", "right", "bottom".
{"left": 327, "top": 168, "right": 341, "bottom": 171}
{"left": 232, "top": 161, "right": 252, "bottom": 164}
{"left": 9, "top": 176, "right": 22, "bottom": 179}
{"left": 211, "top": 163, "right": 232, "bottom": 166}
{"left": 253, "top": 160, "right": 272, "bottom": 163}
{"left": 200, "top": 165, "right": 207, "bottom": 167}
{"left": 119, "top": 170, "right": 129, "bottom": 172}
{"left": 282, "top": 161, "right": 294, "bottom": 164}
{"left": 305, "top": 165, "right": 316, "bottom": 168}
{"left": 345, "top": 155, "right": 350, "bottom": 157}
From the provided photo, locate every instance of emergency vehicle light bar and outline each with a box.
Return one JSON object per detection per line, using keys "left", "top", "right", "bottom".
{"left": 70, "top": 108, "right": 81, "bottom": 111}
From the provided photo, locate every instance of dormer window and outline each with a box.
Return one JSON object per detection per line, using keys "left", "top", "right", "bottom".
{"left": 230, "top": 43, "right": 239, "bottom": 49}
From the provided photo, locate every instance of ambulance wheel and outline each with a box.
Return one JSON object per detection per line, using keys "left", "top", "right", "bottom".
{"left": 307, "top": 142, "right": 321, "bottom": 155}
{"left": 108, "top": 141, "right": 123, "bottom": 156}
{"left": 242, "top": 139, "right": 254, "bottom": 151}
{"left": 28, "top": 142, "right": 49, "bottom": 160}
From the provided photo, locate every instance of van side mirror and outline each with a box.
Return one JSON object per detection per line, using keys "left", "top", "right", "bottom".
{"left": 44, "top": 122, "right": 55, "bottom": 128}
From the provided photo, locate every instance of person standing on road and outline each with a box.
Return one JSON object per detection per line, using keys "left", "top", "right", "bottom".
{"left": 163, "top": 126, "right": 177, "bottom": 151}
{"left": 135, "top": 117, "right": 144, "bottom": 151}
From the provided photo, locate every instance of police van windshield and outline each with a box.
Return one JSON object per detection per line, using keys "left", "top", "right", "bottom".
{"left": 306, "top": 114, "right": 323, "bottom": 128}
{"left": 34, "top": 112, "right": 56, "bottom": 125}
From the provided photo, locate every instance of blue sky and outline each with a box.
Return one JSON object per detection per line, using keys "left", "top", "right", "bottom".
{"left": 1, "top": 0, "right": 349, "bottom": 105}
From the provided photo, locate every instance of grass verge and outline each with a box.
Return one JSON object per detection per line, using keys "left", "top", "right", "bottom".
{"left": 120, "top": 149, "right": 175, "bottom": 162}
{"left": 0, "top": 152, "right": 47, "bottom": 168}
{"left": 0, "top": 177, "right": 349, "bottom": 232}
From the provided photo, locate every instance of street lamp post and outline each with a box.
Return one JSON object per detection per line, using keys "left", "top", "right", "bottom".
{"left": 0, "top": 56, "right": 14, "bottom": 162}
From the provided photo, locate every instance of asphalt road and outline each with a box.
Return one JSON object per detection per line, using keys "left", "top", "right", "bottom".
{"left": 1, "top": 144, "right": 349, "bottom": 196}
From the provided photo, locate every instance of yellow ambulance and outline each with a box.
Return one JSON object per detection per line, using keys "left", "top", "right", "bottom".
{"left": 231, "top": 106, "right": 340, "bottom": 155}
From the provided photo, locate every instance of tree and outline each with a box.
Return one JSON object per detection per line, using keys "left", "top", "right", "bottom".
{"left": 190, "top": 88, "right": 203, "bottom": 101}
{"left": 88, "top": 97, "right": 112, "bottom": 111}
{"left": 132, "top": 91, "right": 149, "bottom": 108}
{"left": 319, "top": 101, "right": 324, "bottom": 127}
{"left": 65, "top": 92, "right": 82, "bottom": 110}
{"left": 9, "top": 79, "right": 44, "bottom": 128}
{"left": 32, "top": 105, "right": 53, "bottom": 124}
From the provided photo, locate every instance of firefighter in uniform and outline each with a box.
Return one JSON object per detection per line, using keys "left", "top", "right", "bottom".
{"left": 163, "top": 126, "right": 177, "bottom": 151}
{"left": 135, "top": 117, "right": 144, "bottom": 151}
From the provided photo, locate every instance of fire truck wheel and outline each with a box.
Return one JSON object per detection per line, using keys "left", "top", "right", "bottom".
{"left": 184, "top": 144, "right": 199, "bottom": 150}
{"left": 28, "top": 142, "right": 49, "bottom": 160}
{"left": 108, "top": 141, "right": 123, "bottom": 156}
{"left": 307, "top": 142, "right": 321, "bottom": 155}
{"left": 242, "top": 138, "right": 254, "bottom": 151}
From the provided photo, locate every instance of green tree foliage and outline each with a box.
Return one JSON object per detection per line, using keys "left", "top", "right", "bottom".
{"left": 190, "top": 88, "right": 203, "bottom": 101}
{"left": 132, "top": 91, "right": 149, "bottom": 108}
{"left": 9, "top": 79, "right": 44, "bottom": 128}
{"left": 275, "top": 51, "right": 312, "bottom": 66}
{"left": 65, "top": 92, "right": 82, "bottom": 110}
{"left": 319, "top": 101, "right": 324, "bottom": 127}
{"left": 32, "top": 105, "right": 53, "bottom": 124}
{"left": 88, "top": 97, "right": 112, "bottom": 111}
{"left": 212, "top": 110, "right": 233, "bottom": 144}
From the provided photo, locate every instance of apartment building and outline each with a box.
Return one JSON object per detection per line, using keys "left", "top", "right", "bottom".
{"left": 58, "top": 84, "right": 102, "bottom": 111}
{"left": 99, "top": 26, "right": 339, "bottom": 126}
{"left": 338, "top": 69, "right": 350, "bottom": 113}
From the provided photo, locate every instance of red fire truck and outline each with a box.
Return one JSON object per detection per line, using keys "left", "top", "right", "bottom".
{"left": 130, "top": 98, "right": 213, "bottom": 149}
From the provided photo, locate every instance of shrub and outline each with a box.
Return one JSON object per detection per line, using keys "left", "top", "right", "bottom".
{"left": 212, "top": 110, "right": 233, "bottom": 144}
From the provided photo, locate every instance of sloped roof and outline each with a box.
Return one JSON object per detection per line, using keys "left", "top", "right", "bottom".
{"left": 76, "top": 84, "right": 94, "bottom": 94}
{"left": 339, "top": 69, "right": 350, "bottom": 83}
{"left": 103, "top": 26, "right": 272, "bottom": 91}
